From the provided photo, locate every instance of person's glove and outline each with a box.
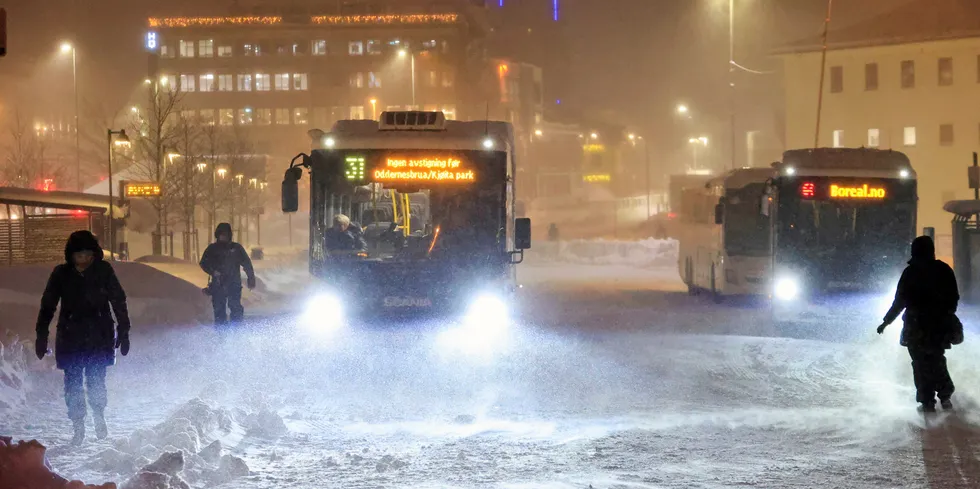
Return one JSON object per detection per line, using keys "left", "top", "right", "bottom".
{"left": 35, "top": 336, "right": 47, "bottom": 360}
{"left": 115, "top": 334, "right": 130, "bottom": 356}
{"left": 247, "top": 277, "right": 256, "bottom": 290}
{"left": 876, "top": 323, "right": 888, "bottom": 335}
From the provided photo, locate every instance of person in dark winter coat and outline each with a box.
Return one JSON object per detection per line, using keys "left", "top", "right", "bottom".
{"left": 200, "top": 223, "right": 255, "bottom": 324}
{"left": 877, "top": 235, "right": 959, "bottom": 412}
{"left": 324, "top": 214, "right": 367, "bottom": 252}
{"left": 35, "top": 230, "right": 131, "bottom": 445}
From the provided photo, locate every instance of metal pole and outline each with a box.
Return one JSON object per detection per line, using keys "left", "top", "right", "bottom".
{"left": 73, "top": 48, "right": 81, "bottom": 191}
{"left": 813, "top": 0, "right": 834, "bottom": 148}
{"left": 106, "top": 130, "right": 114, "bottom": 261}
{"left": 974, "top": 152, "right": 978, "bottom": 201}
{"left": 644, "top": 140, "right": 651, "bottom": 220}
{"left": 729, "top": 0, "right": 736, "bottom": 170}
{"left": 411, "top": 54, "right": 416, "bottom": 108}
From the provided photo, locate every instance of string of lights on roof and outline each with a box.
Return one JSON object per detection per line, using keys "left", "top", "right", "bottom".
{"left": 148, "top": 13, "right": 459, "bottom": 29}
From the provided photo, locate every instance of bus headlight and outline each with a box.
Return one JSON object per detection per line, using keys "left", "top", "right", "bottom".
{"left": 774, "top": 276, "right": 800, "bottom": 301}
{"left": 465, "top": 294, "right": 509, "bottom": 327}
{"left": 301, "top": 293, "right": 344, "bottom": 333}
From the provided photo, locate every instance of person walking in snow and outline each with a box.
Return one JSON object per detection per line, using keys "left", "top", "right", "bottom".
{"left": 877, "top": 235, "right": 960, "bottom": 413}
{"left": 200, "top": 222, "right": 256, "bottom": 325}
{"left": 35, "top": 230, "right": 131, "bottom": 445}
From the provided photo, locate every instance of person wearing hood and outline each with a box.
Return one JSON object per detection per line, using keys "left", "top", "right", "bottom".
{"left": 200, "top": 223, "right": 256, "bottom": 325}
{"left": 35, "top": 230, "right": 131, "bottom": 445}
{"left": 877, "top": 236, "right": 960, "bottom": 413}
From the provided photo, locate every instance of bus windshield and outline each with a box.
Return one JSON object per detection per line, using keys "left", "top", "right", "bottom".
{"left": 724, "top": 183, "right": 769, "bottom": 257}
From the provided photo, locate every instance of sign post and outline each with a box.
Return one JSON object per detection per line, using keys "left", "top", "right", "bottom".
{"left": 970, "top": 152, "right": 980, "bottom": 201}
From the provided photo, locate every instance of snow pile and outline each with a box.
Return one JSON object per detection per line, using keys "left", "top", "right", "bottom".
{"left": 0, "top": 337, "right": 32, "bottom": 411}
{"left": 120, "top": 451, "right": 188, "bottom": 489}
{"left": 0, "top": 436, "right": 117, "bottom": 489}
{"left": 526, "top": 238, "right": 678, "bottom": 268}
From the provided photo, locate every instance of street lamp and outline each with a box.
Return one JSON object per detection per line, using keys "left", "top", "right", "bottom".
{"left": 398, "top": 49, "right": 417, "bottom": 108}
{"left": 106, "top": 129, "right": 131, "bottom": 261}
{"left": 677, "top": 104, "right": 689, "bottom": 115}
{"left": 370, "top": 98, "right": 378, "bottom": 120}
{"left": 60, "top": 42, "right": 80, "bottom": 191}
{"left": 590, "top": 132, "right": 599, "bottom": 140}
{"left": 216, "top": 168, "right": 228, "bottom": 178}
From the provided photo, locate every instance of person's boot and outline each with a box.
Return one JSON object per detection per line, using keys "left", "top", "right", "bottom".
{"left": 93, "top": 410, "right": 108, "bottom": 440}
{"left": 918, "top": 402, "right": 937, "bottom": 414}
{"left": 71, "top": 419, "right": 86, "bottom": 445}
{"left": 940, "top": 398, "right": 954, "bottom": 411}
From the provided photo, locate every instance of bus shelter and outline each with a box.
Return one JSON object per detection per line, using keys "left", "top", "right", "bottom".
{"left": 943, "top": 200, "right": 980, "bottom": 303}
{"left": 0, "top": 187, "right": 124, "bottom": 265}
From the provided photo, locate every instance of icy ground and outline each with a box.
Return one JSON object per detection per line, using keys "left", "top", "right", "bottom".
{"left": 4, "top": 240, "right": 980, "bottom": 488}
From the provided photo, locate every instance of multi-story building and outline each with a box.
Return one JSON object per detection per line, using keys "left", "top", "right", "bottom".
{"left": 777, "top": 0, "right": 980, "bottom": 233}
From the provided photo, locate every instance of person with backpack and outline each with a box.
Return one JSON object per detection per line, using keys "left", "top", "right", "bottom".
{"left": 200, "top": 223, "right": 256, "bottom": 325}
{"left": 877, "top": 235, "right": 961, "bottom": 413}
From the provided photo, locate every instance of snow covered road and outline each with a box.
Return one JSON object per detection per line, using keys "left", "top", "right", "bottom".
{"left": 5, "top": 254, "right": 980, "bottom": 488}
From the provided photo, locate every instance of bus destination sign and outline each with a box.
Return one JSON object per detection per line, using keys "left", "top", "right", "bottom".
{"left": 800, "top": 182, "right": 887, "bottom": 200}
{"left": 123, "top": 181, "right": 162, "bottom": 198}
{"left": 373, "top": 156, "right": 475, "bottom": 182}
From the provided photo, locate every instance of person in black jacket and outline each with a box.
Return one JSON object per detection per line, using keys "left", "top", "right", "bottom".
{"left": 200, "top": 223, "right": 256, "bottom": 325}
{"left": 324, "top": 214, "right": 367, "bottom": 252}
{"left": 35, "top": 230, "right": 131, "bottom": 445}
{"left": 877, "top": 235, "right": 959, "bottom": 412}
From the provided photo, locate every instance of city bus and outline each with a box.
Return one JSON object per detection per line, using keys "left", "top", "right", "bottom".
{"left": 281, "top": 111, "right": 531, "bottom": 324}
{"left": 677, "top": 168, "right": 772, "bottom": 300}
{"left": 766, "top": 148, "right": 917, "bottom": 326}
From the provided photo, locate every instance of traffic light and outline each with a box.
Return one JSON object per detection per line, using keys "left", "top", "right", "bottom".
{"left": 0, "top": 8, "right": 6, "bottom": 57}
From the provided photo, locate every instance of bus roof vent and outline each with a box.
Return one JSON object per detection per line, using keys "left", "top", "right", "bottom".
{"left": 379, "top": 111, "right": 447, "bottom": 131}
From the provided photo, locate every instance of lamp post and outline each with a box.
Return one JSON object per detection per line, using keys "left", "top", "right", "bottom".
{"left": 398, "top": 49, "right": 416, "bottom": 108}
{"left": 106, "top": 129, "right": 131, "bottom": 260}
{"left": 60, "top": 42, "right": 80, "bottom": 191}
{"left": 370, "top": 98, "right": 378, "bottom": 120}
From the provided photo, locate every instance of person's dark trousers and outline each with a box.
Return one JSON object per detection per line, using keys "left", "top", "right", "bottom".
{"left": 908, "top": 347, "right": 955, "bottom": 405}
{"left": 64, "top": 364, "right": 107, "bottom": 421}
{"left": 211, "top": 286, "right": 244, "bottom": 325}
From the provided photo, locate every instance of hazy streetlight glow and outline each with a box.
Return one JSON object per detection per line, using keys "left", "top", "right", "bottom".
{"left": 60, "top": 42, "right": 73, "bottom": 54}
{"left": 677, "top": 104, "right": 689, "bottom": 114}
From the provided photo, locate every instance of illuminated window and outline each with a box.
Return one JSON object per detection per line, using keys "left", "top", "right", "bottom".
{"left": 274, "top": 73, "right": 290, "bottom": 91}
{"left": 160, "top": 44, "right": 174, "bottom": 58}
{"left": 180, "top": 74, "right": 196, "bottom": 92}
{"left": 218, "top": 45, "right": 233, "bottom": 57}
{"left": 179, "top": 40, "right": 195, "bottom": 58}
{"left": 160, "top": 74, "right": 177, "bottom": 89}
{"left": 200, "top": 109, "right": 215, "bottom": 126}
{"left": 292, "top": 43, "right": 306, "bottom": 56}
{"left": 294, "top": 107, "right": 309, "bottom": 125}
{"left": 865, "top": 63, "right": 878, "bottom": 91}
{"left": 255, "top": 73, "right": 271, "bottom": 91}
{"left": 442, "top": 71, "right": 455, "bottom": 88}
{"left": 294, "top": 73, "right": 308, "bottom": 90}
{"left": 243, "top": 43, "right": 256, "bottom": 56}
{"left": 939, "top": 57, "right": 953, "bottom": 86}
{"left": 904, "top": 127, "right": 916, "bottom": 146}
{"left": 442, "top": 40, "right": 450, "bottom": 54}
{"left": 368, "top": 72, "right": 381, "bottom": 88}
{"left": 940, "top": 123, "right": 954, "bottom": 145}
{"left": 901, "top": 60, "right": 915, "bottom": 88}
{"left": 219, "top": 109, "right": 234, "bottom": 126}
{"left": 199, "top": 73, "right": 215, "bottom": 92}
{"left": 367, "top": 40, "right": 382, "bottom": 55}
{"left": 422, "top": 39, "right": 437, "bottom": 49}
{"left": 198, "top": 40, "right": 214, "bottom": 58}
{"left": 832, "top": 129, "right": 843, "bottom": 148}
{"left": 256, "top": 108, "right": 272, "bottom": 126}
{"left": 830, "top": 66, "right": 843, "bottom": 93}
{"left": 350, "top": 72, "right": 364, "bottom": 88}
{"left": 237, "top": 74, "right": 252, "bottom": 91}
{"left": 349, "top": 41, "right": 364, "bottom": 56}
{"left": 239, "top": 108, "right": 253, "bottom": 125}
{"left": 350, "top": 106, "right": 365, "bottom": 119}
{"left": 218, "top": 74, "right": 233, "bottom": 92}
{"left": 427, "top": 70, "right": 438, "bottom": 87}
{"left": 867, "top": 128, "right": 880, "bottom": 147}
{"left": 181, "top": 110, "right": 196, "bottom": 122}
{"left": 312, "top": 40, "right": 327, "bottom": 55}
{"left": 275, "top": 108, "right": 290, "bottom": 125}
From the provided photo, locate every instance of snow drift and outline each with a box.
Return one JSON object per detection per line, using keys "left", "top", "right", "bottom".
{"left": 526, "top": 239, "right": 678, "bottom": 268}
{"left": 0, "top": 436, "right": 116, "bottom": 489}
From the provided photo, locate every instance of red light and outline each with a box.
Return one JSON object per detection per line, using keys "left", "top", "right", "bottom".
{"left": 667, "top": 212, "right": 678, "bottom": 220}
{"left": 800, "top": 182, "right": 815, "bottom": 198}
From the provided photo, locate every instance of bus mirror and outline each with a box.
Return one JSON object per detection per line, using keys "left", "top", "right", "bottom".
{"left": 515, "top": 218, "right": 532, "bottom": 250}
{"left": 281, "top": 168, "right": 301, "bottom": 213}
{"left": 714, "top": 203, "right": 724, "bottom": 225}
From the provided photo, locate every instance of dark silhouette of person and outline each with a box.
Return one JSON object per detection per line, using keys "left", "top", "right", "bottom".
{"left": 200, "top": 223, "right": 256, "bottom": 325}
{"left": 35, "top": 230, "right": 131, "bottom": 445}
{"left": 324, "top": 214, "right": 367, "bottom": 252}
{"left": 878, "top": 236, "right": 959, "bottom": 412}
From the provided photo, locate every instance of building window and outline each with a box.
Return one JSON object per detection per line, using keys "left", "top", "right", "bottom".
{"left": 442, "top": 71, "right": 455, "bottom": 88}
{"left": 292, "top": 43, "right": 306, "bottom": 56}
{"left": 294, "top": 73, "right": 308, "bottom": 90}
{"left": 239, "top": 108, "right": 253, "bottom": 125}
{"left": 864, "top": 63, "right": 878, "bottom": 91}
{"left": 368, "top": 72, "right": 381, "bottom": 88}
{"left": 829, "top": 66, "right": 843, "bottom": 93}
{"left": 867, "top": 128, "right": 880, "bottom": 147}
{"left": 218, "top": 45, "right": 233, "bottom": 57}
{"left": 350, "top": 72, "right": 364, "bottom": 88}
{"left": 367, "top": 40, "right": 383, "bottom": 55}
{"left": 442, "top": 105, "right": 457, "bottom": 120}
{"left": 313, "top": 40, "right": 327, "bottom": 56}
{"left": 218, "top": 74, "right": 233, "bottom": 92}
{"left": 901, "top": 60, "right": 915, "bottom": 89}
{"left": 160, "top": 44, "right": 174, "bottom": 58}
{"left": 275, "top": 73, "right": 290, "bottom": 91}
{"left": 200, "top": 109, "right": 215, "bottom": 126}
{"left": 255, "top": 74, "right": 271, "bottom": 91}
{"left": 276, "top": 43, "right": 290, "bottom": 56}
{"left": 198, "top": 40, "right": 214, "bottom": 58}
{"left": 243, "top": 43, "right": 256, "bottom": 56}
{"left": 832, "top": 129, "right": 843, "bottom": 148}
{"left": 294, "top": 108, "right": 309, "bottom": 125}
{"left": 180, "top": 110, "right": 196, "bottom": 122}
{"left": 939, "top": 57, "right": 954, "bottom": 86}
{"left": 179, "top": 40, "right": 195, "bottom": 58}
{"left": 219, "top": 109, "right": 234, "bottom": 126}
{"left": 940, "top": 124, "right": 955, "bottom": 145}
{"left": 904, "top": 127, "right": 916, "bottom": 146}
{"left": 350, "top": 106, "right": 365, "bottom": 119}
{"left": 423, "top": 39, "right": 438, "bottom": 49}
{"left": 349, "top": 41, "right": 364, "bottom": 56}
{"left": 237, "top": 74, "right": 252, "bottom": 92}
{"left": 199, "top": 73, "right": 215, "bottom": 92}
{"left": 427, "top": 71, "right": 438, "bottom": 87}
{"left": 275, "top": 108, "right": 290, "bottom": 125}
{"left": 442, "top": 41, "right": 450, "bottom": 53}
{"left": 160, "top": 74, "right": 177, "bottom": 90}
{"left": 256, "top": 109, "right": 272, "bottom": 126}
{"left": 180, "top": 74, "right": 196, "bottom": 92}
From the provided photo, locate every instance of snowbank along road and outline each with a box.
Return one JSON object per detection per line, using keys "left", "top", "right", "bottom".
{"left": 3, "top": 239, "right": 980, "bottom": 488}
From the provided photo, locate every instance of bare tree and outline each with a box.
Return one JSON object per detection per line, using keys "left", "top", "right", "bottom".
{"left": 197, "top": 121, "right": 230, "bottom": 236}
{"left": 1, "top": 110, "right": 68, "bottom": 189}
